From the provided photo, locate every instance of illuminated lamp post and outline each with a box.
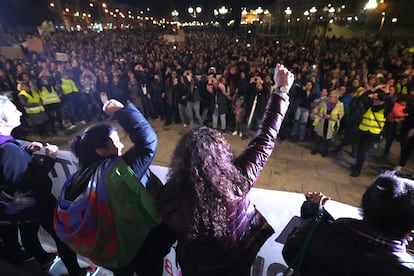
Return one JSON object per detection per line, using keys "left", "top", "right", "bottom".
{"left": 284, "top": 7, "right": 292, "bottom": 34}
{"left": 188, "top": 6, "right": 202, "bottom": 18}
{"left": 171, "top": 9, "right": 179, "bottom": 29}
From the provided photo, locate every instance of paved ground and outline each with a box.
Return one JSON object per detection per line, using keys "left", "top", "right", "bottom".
{"left": 25, "top": 118, "right": 414, "bottom": 208}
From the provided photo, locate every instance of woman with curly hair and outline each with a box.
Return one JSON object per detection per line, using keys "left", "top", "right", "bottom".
{"left": 158, "top": 64, "right": 294, "bottom": 275}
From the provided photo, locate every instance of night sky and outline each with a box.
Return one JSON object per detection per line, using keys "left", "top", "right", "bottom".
{"left": 0, "top": 0, "right": 412, "bottom": 28}
{"left": 0, "top": 0, "right": 275, "bottom": 26}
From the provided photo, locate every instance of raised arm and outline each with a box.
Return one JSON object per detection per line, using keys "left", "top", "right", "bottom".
{"left": 104, "top": 100, "right": 157, "bottom": 182}
{"left": 235, "top": 64, "right": 294, "bottom": 188}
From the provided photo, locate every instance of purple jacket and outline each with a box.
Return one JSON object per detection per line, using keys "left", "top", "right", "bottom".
{"left": 160, "top": 92, "right": 289, "bottom": 275}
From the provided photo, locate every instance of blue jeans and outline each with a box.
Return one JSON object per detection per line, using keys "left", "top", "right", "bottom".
{"left": 212, "top": 107, "right": 226, "bottom": 130}
{"left": 186, "top": 101, "right": 203, "bottom": 125}
{"left": 178, "top": 103, "right": 189, "bottom": 125}
{"left": 291, "top": 107, "right": 310, "bottom": 140}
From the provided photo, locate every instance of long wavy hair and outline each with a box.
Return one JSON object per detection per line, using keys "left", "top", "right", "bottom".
{"left": 167, "top": 126, "right": 249, "bottom": 240}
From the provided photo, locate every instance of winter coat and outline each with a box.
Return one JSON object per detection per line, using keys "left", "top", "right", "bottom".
{"left": 312, "top": 100, "right": 344, "bottom": 139}
{"left": 283, "top": 201, "right": 414, "bottom": 276}
{"left": 158, "top": 92, "right": 290, "bottom": 275}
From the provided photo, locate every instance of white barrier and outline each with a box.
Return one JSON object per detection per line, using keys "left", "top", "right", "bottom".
{"left": 30, "top": 145, "right": 360, "bottom": 276}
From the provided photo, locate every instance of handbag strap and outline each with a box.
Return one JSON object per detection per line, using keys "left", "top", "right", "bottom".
{"left": 371, "top": 108, "right": 384, "bottom": 131}
{"left": 285, "top": 211, "right": 324, "bottom": 276}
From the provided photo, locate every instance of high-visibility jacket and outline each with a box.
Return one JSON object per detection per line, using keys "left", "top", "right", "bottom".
{"left": 396, "top": 83, "right": 408, "bottom": 95}
{"left": 40, "top": 86, "right": 61, "bottom": 105}
{"left": 18, "top": 90, "right": 45, "bottom": 114}
{"left": 359, "top": 107, "right": 386, "bottom": 134}
{"left": 61, "top": 79, "right": 79, "bottom": 95}
{"left": 312, "top": 101, "right": 344, "bottom": 131}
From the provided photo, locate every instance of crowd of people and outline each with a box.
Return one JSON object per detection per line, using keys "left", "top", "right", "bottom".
{"left": 0, "top": 27, "right": 413, "bottom": 176}
{"left": 0, "top": 26, "right": 414, "bottom": 275}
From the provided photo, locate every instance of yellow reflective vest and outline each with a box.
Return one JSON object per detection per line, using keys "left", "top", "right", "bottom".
{"left": 18, "top": 90, "right": 45, "bottom": 114}
{"left": 40, "top": 86, "right": 61, "bottom": 105}
{"left": 61, "top": 79, "right": 79, "bottom": 95}
{"left": 312, "top": 101, "right": 344, "bottom": 131}
{"left": 359, "top": 107, "right": 386, "bottom": 135}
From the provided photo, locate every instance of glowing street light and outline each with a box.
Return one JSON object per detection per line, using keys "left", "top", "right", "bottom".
{"left": 309, "top": 6, "right": 317, "bottom": 14}
{"left": 171, "top": 9, "right": 179, "bottom": 17}
{"left": 219, "top": 6, "right": 229, "bottom": 15}
{"left": 284, "top": 7, "right": 292, "bottom": 16}
{"left": 49, "top": 2, "right": 55, "bottom": 8}
{"left": 256, "top": 6, "right": 264, "bottom": 15}
{"left": 365, "top": 0, "right": 378, "bottom": 10}
{"left": 379, "top": 11, "right": 386, "bottom": 31}
{"left": 102, "top": 3, "right": 107, "bottom": 9}
{"left": 188, "top": 6, "right": 202, "bottom": 18}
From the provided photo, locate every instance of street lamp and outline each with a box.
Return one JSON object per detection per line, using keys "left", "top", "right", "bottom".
{"left": 365, "top": 0, "right": 378, "bottom": 10}
{"left": 214, "top": 6, "right": 228, "bottom": 18}
{"left": 218, "top": 6, "right": 228, "bottom": 15}
{"left": 328, "top": 7, "right": 335, "bottom": 23}
{"left": 284, "top": 7, "right": 292, "bottom": 34}
{"left": 171, "top": 9, "right": 179, "bottom": 23}
{"left": 285, "top": 7, "right": 292, "bottom": 16}
{"left": 188, "top": 6, "right": 202, "bottom": 18}
{"left": 379, "top": 11, "right": 385, "bottom": 31}
{"left": 256, "top": 6, "right": 264, "bottom": 25}
{"left": 171, "top": 9, "right": 179, "bottom": 18}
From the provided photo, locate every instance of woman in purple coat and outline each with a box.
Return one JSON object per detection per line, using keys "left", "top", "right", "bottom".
{"left": 158, "top": 64, "right": 294, "bottom": 275}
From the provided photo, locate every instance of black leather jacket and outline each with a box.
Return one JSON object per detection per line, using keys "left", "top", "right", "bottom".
{"left": 160, "top": 92, "right": 290, "bottom": 275}
{"left": 283, "top": 201, "right": 414, "bottom": 276}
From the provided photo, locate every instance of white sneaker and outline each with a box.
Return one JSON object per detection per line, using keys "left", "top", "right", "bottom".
{"left": 394, "top": 165, "right": 403, "bottom": 173}
{"left": 239, "top": 132, "right": 243, "bottom": 137}
{"left": 232, "top": 131, "right": 238, "bottom": 136}
{"left": 81, "top": 120, "right": 87, "bottom": 125}
{"left": 68, "top": 124, "right": 77, "bottom": 130}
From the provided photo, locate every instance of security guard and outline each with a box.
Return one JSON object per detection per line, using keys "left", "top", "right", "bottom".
{"left": 60, "top": 70, "right": 81, "bottom": 129}
{"left": 18, "top": 81, "right": 49, "bottom": 136}
{"left": 39, "top": 76, "right": 63, "bottom": 132}
{"left": 351, "top": 86, "right": 389, "bottom": 177}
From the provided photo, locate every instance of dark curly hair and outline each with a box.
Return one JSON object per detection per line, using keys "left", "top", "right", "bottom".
{"left": 166, "top": 126, "right": 249, "bottom": 240}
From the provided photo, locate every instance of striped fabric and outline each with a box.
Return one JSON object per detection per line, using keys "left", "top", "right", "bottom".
{"left": 54, "top": 158, "right": 160, "bottom": 268}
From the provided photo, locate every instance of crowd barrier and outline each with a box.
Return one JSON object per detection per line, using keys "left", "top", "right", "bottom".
{"left": 27, "top": 143, "right": 360, "bottom": 276}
